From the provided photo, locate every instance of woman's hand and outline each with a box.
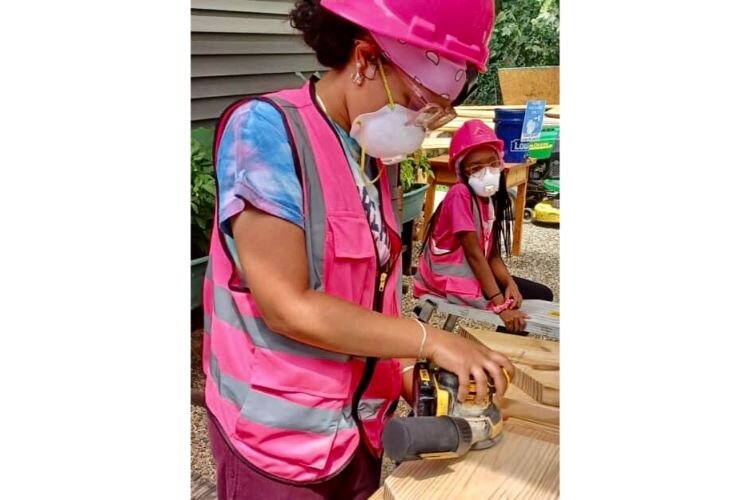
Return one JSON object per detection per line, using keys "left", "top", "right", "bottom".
{"left": 504, "top": 279, "right": 523, "bottom": 309}
{"left": 499, "top": 309, "right": 528, "bottom": 333}
{"left": 424, "top": 327, "right": 515, "bottom": 403}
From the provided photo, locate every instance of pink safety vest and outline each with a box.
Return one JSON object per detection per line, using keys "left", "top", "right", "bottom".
{"left": 202, "top": 80, "right": 403, "bottom": 483}
{"left": 413, "top": 191, "right": 491, "bottom": 309}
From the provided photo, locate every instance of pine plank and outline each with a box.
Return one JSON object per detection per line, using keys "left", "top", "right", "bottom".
{"left": 383, "top": 429, "right": 559, "bottom": 500}
{"left": 461, "top": 327, "right": 559, "bottom": 407}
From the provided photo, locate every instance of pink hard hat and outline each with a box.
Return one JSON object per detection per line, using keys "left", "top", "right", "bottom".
{"left": 449, "top": 119, "right": 505, "bottom": 177}
{"left": 319, "top": 0, "right": 495, "bottom": 72}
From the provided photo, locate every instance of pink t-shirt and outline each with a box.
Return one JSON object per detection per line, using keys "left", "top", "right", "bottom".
{"left": 431, "top": 183, "right": 494, "bottom": 257}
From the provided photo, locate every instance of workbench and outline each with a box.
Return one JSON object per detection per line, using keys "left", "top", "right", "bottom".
{"left": 420, "top": 154, "right": 536, "bottom": 256}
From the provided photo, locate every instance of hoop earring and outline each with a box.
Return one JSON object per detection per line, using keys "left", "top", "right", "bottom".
{"left": 352, "top": 62, "right": 365, "bottom": 85}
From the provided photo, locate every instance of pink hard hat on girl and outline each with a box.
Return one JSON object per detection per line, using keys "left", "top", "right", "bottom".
{"left": 449, "top": 119, "right": 505, "bottom": 177}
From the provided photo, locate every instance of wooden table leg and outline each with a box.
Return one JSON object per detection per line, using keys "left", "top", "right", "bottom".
{"left": 419, "top": 177, "right": 437, "bottom": 240}
{"left": 512, "top": 178, "right": 528, "bottom": 256}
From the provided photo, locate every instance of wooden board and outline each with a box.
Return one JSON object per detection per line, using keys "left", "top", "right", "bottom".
{"left": 498, "top": 66, "right": 559, "bottom": 106}
{"left": 501, "top": 394, "right": 559, "bottom": 427}
{"left": 455, "top": 107, "right": 559, "bottom": 121}
{"left": 459, "top": 327, "right": 559, "bottom": 366}
{"left": 461, "top": 327, "right": 559, "bottom": 407}
{"left": 505, "top": 382, "right": 538, "bottom": 403}
{"left": 438, "top": 116, "right": 559, "bottom": 134}
{"left": 502, "top": 381, "right": 559, "bottom": 423}
{"left": 515, "top": 366, "right": 559, "bottom": 407}
{"left": 383, "top": 428, "right": 559, "bottom": 500}
{"left": 502, "top": 382, "right": 559, "bottom": 431}
{"left": 420, "top": 136, "right": 451, "bottom": 150}
{"left": 369, "top": 487, "right": 386, "bottom": 500}
{"left": 504, "top": 418, "right": 559, "bottom": 444}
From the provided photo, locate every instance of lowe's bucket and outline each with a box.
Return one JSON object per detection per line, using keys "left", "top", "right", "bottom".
{"left": 494, "top": 108, "right": 528, "bottom": 163}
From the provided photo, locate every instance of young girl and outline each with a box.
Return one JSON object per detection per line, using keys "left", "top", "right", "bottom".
{"left": 414, "top": 119, "right": 554, "bottom": 334}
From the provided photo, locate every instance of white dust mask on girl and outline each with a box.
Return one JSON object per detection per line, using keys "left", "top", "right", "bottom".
{"left": 468, "top": 167, "right": 501, "bottom": 198}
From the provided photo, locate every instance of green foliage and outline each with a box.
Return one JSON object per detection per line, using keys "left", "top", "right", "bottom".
{"left": 191, "top": 127, "right": 216, "bottom": 257}
{"left": 400, "top": 149, "right": 433, "bottom": 193}
{"left": 468, "top": 0, "right": 560, "bottom": 105}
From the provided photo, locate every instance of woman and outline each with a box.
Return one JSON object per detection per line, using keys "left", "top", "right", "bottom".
{"left": 414, "top": 119, "right": 555, "bottom": 334}
{"left": 203, "top": 1, "right": 514, "bottom": 498}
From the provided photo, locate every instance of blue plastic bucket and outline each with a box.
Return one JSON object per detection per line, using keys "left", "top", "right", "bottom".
{"left": 494, "top": 109, "right": 529, "bottom": 163}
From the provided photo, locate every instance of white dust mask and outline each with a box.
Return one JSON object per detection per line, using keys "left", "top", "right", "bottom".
{"left": 349, "top": 59, "right": 427, "bottom": 166}
{"left": 468, "top": 168, "right": 501, "bottom": 198}
{"left": 349, "top": 104, "right": 426, "bottom": 165}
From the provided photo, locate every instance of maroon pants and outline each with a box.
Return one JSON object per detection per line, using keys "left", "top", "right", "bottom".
{"left": 207, "top": 416, "right": 382, "bottom": 500}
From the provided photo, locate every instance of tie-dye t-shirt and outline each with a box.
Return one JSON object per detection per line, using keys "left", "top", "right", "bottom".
{"left": 215, "top": 99, "right": 390, "bottom": 269}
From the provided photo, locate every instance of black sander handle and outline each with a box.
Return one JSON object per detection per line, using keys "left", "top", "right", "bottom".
{"left": 382, "top": 416, "right": 473, "bottom": 462}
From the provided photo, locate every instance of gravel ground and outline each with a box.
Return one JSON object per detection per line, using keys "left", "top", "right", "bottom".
{"left": 191, "top": 220, "right": 559, "bottom": 486}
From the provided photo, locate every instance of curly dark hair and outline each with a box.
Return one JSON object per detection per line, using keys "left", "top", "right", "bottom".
{"left": 289, "top": 0, "right": 363, "bottom": 69}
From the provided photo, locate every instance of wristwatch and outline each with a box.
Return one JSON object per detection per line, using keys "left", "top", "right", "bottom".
{"left": 489, "top": 298, "right": 514, "bottom": 314}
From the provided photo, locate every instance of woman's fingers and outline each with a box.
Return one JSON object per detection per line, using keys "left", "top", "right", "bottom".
{"left": 488, "top": 350, "right": 515, "bottom": 380}
{"left": 483, "top": 360, "right": 506, "bottom": 397}
{"left": 470, "top": 365, "right": 489, "bottom": 404}
{"left": 455, "top": 366, "right": 471, "bottom": 403}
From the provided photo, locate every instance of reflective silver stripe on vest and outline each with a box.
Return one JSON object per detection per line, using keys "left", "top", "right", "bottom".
{"left": 358, "top": 398, "right": 386, "bottom": 421}
{"left": 427, "top": 261, "right": 476, "bottom": 279}
{"left": 210, "top": 354, "right": 248, "bottom": 407}
{"left": 211, "top": 284, "right": 349, "bottom": 362}
{"left": 202, "top": 257, "right": 212, "bottom": 334}
{"left": 422, "top": 244, "right": 477, "bottom": 282}
{"left": 205, "top": 256, "right": 212, "bottom": 280}
{"left": 210, "top": 355, "right": 356, "bottom": 434}
{"left": 267, "top": 96, "right": 326, "bottom": 293}
{"left": 203, "top": 313, "right": 211, "bottom": 335}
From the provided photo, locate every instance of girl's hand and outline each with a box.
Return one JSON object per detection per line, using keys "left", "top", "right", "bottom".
{"left": 425, "top": 328, "right": 516, "bottom": 403}
{"left": 499, "top": 309, "right": 528, "bottom": 333}
{"left": 505, "top": 280, "right": 523, "bottom": 308}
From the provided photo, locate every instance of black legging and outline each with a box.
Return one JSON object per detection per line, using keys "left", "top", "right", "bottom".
{"left": 489, "top": 276, "right": 554, "bottom": 302}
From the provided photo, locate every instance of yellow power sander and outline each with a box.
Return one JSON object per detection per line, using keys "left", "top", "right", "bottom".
{"left": 382, "top": 361, "right": 504, "bottom": 462}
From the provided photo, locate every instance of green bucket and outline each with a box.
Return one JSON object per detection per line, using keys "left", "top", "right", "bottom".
{"left": 527, "top": 126, "right": 560, "bottom": 160}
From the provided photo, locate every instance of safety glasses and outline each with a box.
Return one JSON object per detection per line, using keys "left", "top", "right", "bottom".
{"left": 378, "top": 57, "right": 457, "bottom": 131}
{"left": 465, "top": 160, "right": 504, "bottom": 177}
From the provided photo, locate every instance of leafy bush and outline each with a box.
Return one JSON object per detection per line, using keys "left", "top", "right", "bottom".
{"left": 469, "top": 0, "right": 560, "bottom": 105}
{"left": 400, "top": 149, "right": 433, "bottom": 193}
{"left": 191, "top": 127, "right": 216, "bottom": 257}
